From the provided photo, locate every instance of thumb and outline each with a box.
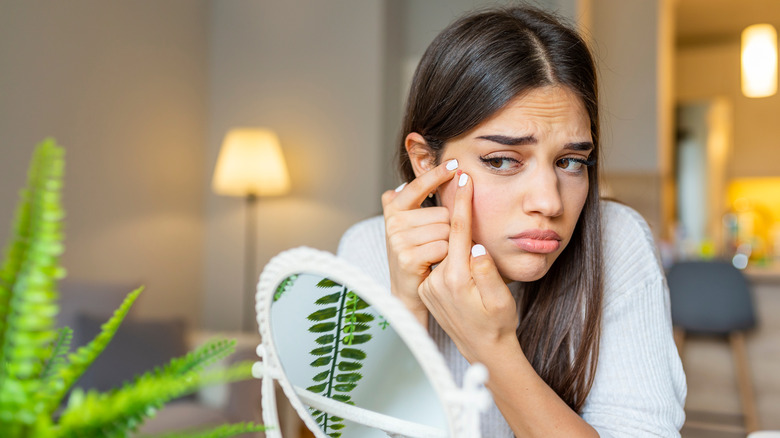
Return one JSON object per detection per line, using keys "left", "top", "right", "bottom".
{"left": 470, "top": 244, "right": 512, "bottom": 311}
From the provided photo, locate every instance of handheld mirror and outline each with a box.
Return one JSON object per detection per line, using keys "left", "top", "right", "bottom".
{"left": 253, "top": 247, "right": 490, "bottom": 438}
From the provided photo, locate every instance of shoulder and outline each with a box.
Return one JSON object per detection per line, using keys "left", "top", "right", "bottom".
{"left": 337, "top": 215, "right": 390, "bottom": 289}
{"left": 599, "top": 200, "right": 665, "bottom": 306}
{"left": 338, "top": 215, "right": 385, "bottom": 254}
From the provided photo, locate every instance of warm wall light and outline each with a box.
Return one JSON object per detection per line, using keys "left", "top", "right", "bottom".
{"left": 212, "top": 127, "right": 290, "bottom": 331}
{"left": 741, "top": 24, "right": 778, "bottom": 98}
{"left": 212, "top": 128, "right": 291, "bottom": 197}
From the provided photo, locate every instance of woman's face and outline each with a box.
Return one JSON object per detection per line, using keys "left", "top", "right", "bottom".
{"left": 433, "top": 86, "right": 592, "bottom": 282}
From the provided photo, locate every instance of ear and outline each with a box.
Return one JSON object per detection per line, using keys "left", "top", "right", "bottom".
{"left": 405, "top": 132, "right": 437, "bottom": 178}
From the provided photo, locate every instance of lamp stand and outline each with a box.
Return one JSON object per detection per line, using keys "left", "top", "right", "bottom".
{"left": 243, "top": 193, "right": 258, "bottom": 332}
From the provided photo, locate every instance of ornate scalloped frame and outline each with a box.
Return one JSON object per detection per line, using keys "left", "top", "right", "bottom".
{"left": 254, "top": 246, "right": 468, "bottom": 438}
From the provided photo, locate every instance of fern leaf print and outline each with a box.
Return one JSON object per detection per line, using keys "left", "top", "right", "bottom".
{"left": 306, "top": 278, "right": 374, "bottom": 437}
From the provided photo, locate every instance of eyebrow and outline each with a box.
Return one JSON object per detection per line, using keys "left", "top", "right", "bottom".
{"left": 477, "top": 134, "right": 594, "bottom": 152}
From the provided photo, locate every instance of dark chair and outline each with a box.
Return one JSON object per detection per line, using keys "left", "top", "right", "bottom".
{"left": 667, "top": 260, "right": 759, "bottom": 434}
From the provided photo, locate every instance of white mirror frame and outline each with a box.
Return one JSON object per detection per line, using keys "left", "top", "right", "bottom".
{"left": 252, "top": 246, "right": 490, "bottom": 438}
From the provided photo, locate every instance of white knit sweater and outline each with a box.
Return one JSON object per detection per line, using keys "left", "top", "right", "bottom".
{"left": 337, "top": 201, "right": 686, "bottom": 437}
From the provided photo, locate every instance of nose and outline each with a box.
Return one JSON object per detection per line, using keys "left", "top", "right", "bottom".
{"left": 521, "top": 165, "right": 564, "bottom": 217}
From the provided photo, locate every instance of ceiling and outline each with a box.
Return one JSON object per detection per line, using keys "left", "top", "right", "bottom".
{"left": 675, "top": 0, "right": 780, "bottom": 46}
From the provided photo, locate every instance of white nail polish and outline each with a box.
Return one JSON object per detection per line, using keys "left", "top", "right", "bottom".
{"left": 446, "top": 159, "right": 459, "bottom": 171}
{"left": 458, "top": 173, "right": 469, "bottom": 187}
{"left": 394, "top": 182, "right": 407, "bottom": 192}
{"left": 471, "top": 244, "right": 486, "bottom": 257}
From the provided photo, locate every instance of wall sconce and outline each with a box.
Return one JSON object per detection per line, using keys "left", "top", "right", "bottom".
{"left": 212, "top": 127, "right": 291, "bottom": 331}
{"left": 741, "top": 24, "right": 778, "bottom": 98}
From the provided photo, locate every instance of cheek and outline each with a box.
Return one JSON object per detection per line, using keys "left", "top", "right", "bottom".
{"left": 436, "top": 176, "right": 505, "bottom": 238}
{"left": 470, "top": 182, "right": 508, "bottom": 241}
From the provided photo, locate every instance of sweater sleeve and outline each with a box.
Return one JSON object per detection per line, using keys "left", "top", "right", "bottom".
{"left": 582, "top": 202, "right": 687, "bottom": 437}
{"left": 336, "top": 215, "right": 392, "bottom": 290}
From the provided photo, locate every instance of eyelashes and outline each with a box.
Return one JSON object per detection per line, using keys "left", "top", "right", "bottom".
{"left": 479, "top": 156, "right": 520, "bottom": 171}
{"left": 478, "top": 155, "right": 595, "bottom": 174}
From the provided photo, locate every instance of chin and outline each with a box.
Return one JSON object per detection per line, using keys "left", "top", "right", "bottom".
{"left": 495, "top": 253, "right": 555, "bottom": 283}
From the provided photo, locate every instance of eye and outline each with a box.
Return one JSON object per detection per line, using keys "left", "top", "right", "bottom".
{"left": 480, "top": 155, "right": 519, "bottom": 172}
{"left": 556, "top": 157, "right": 594, "bottom": 173}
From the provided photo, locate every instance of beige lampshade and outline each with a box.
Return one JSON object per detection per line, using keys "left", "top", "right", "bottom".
{"left": 741, "top": 24, "right": 778, "bottom": 98}
{"left": 212, "top": 128, "right": 291, "bottom": 197}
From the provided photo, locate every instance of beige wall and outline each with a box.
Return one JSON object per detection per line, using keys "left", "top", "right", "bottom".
{"left": 677, "top": 42, "right": 780, "bottom": 179}
{"left": 588, "top": 0, "right": 674, "bottom": 236}
{"left": 0, "top": 1, "right": 209, "bottom": 325}
{"left": 203, "top": 0, "right": 387, "bottom": 330}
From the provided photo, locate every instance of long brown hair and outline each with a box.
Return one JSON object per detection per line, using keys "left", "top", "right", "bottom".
{"left": 399, "top": 6, "right": 603, "bottom": 413}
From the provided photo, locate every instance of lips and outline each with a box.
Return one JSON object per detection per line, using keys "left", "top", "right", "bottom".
{"left": 509, "top": 229, "right": 562, "bottom": 254}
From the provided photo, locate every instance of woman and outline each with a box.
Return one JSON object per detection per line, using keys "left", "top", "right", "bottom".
{"left": 338, "top": 5, "right": 686, "bottom": 437}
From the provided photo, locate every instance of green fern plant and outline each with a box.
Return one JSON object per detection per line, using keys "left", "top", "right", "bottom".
{"left": 0, "top": 139, "right": 266, "bottom": 438}
{"left": 305, "top": 278, "right": 373, "bottom": 438}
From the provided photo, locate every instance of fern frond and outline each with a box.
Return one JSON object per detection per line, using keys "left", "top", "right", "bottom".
{"left": 57, "top": 360, "right": 254, "bottom": 438}
{"left": 0, "top": 139, "right": 65, "bottom": 430}
{"left": 40, "top": 326, "right": 73, "bottom": 380}
{"left": 273, "top": 274, "right": 298, "bottom": 301}
{"left": 162, "top": 338, "right": 236, "bottom": 377}
{"left": 45, "top": 286, "right": 143, "bottom": 411}
{"left": 142, "top": 421, "right": 267, "bottom": 438}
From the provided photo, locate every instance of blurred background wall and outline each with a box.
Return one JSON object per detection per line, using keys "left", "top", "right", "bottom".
{"left": 0, "top": 0, "right": 209, "bottom": 325}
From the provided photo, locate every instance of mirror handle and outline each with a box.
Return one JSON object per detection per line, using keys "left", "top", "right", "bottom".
{"left": 294, "top": 386, "right": 447, "bottom": 438}
{"left": 450, "top": 363, "right": 491, "bottom": 437}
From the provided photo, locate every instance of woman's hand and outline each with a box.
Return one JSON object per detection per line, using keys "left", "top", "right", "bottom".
{"left": 418, "top": 172, "right": 520, "bottom": 364}
{"left": 381, "top": 160, "right": 459, "bottom": 327}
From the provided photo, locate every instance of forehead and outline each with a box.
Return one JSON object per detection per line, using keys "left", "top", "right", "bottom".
{"left": 472, "top": 86, "right": 590, "bottom": 137}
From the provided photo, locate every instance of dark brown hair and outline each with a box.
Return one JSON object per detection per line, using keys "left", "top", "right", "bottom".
{"left": 399, "top": 6, "right": 603, "bottom": 413}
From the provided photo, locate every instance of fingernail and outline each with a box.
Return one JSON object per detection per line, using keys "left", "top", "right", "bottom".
{"left": 394, "top": 182, "right": 407, "bottom": 192}
{"left": 471, "top": 244, "right": 486, "bottom": 257}
{"left": 458, "top": 173, "right": 469, "bottom": 187}
{"left": 446, "top": 159, "right": 459, "bottom": 171}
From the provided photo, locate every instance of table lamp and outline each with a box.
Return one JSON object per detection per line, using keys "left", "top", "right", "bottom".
{"left": 212, "top": 127, "right": 290, "bottom": 331}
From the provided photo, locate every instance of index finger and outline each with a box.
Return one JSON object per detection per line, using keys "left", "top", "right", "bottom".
{"left": 447, "top": 171, "right": 474, "bottom": 267}
{"left": 383, "top": 159, "right": 459, "bottom": 212}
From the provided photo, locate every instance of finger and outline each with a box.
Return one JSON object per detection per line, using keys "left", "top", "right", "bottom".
{"left": 385, "top": 207, "right": 449, "bottom": 234}
{"left": 447, "top": 171, "right": 474, "bottom": 269}
{"left": 470, "top": 244, "right": 512, "bottom": 311}
{"left": 387, "top": 222, "right": 450, "bottom": 253}
{"left": 380, "top": 180, "right": 412, "bottom": 209}
{"left": 384, "top": 159, "right": 459, "bottom": 212}
{"left": 397, "top": 240, "right": 449, "bottom": 274}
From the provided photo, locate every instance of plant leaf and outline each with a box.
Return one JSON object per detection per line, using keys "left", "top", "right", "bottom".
{"left": 307, "top": 307, "right": 338, "bottom": 321}
{"left": 315, "top": 292, "right": 341, "bottom": 304}
{"left": 333, "top": 383, "right": 357, "bottom": 393}
{"left": 143, "top": 421, "right": 267, "bottom": 438}
{"left": 274, "top": 275, "right": 298, "bottom": 301}
{"left": 337, "top": 362, "right": 362, "bottom": 372}
{"left": 309, "top": 322, "right": 337, "bottom": 333}
{"left": 347, "top": 323, "right": 370, "bottom": 333}
{"left": 58, "top": 360, "right": 253, "bottom": 437}
{"left": 352, "top": 313, "right": 375, "bottom": 323}
{"left": 343, "top": 334, "right": 371, "bottom": 345}
{"left": 312, "top": 371, "right": 330, "bottom": 382}
{"left": 315, "top": 278, "right": 340, "bottom": 288}
{"left": 331, "top": 394, "right": 352, "bottom": 403}
{"left": 339, "top": 348, "right": 366, "bottom": 360}
{"left": 306, "top": 383, "right": 328, "bottom": 394}
{"left": 314, "top": 334, "right": 334, "bottom": 345}
{"left": 0, "top": 139, "right": 65, "bottom": 426}
{"left": 46, "top": 286, "right": 144, "bottom": 412}
{"left": 309, "top": 346, "right": 332, "bottom": 356}
{"left": 310, "top": 356, "right": 332, "bottom": 367}
{"left": 335, "top": 373, "right": 362, "bottom": 383}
